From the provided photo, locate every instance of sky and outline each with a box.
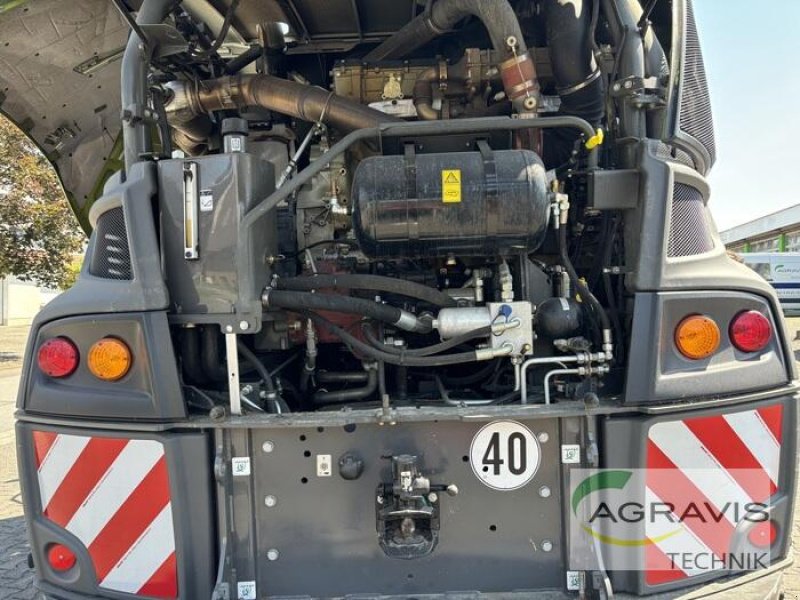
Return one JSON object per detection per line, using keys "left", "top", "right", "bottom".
{"left": 695, "top": 0, "right": 800, "bottom": 231}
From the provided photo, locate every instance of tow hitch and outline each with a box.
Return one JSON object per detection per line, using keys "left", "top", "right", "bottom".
{"left": 376, "top": 455, "right": 458, "bottom": 559}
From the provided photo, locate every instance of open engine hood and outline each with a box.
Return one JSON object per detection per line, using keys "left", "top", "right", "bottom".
{"left": 0, "top": 0, "right": 423, "bottom": 233}
{"left": 0, "top": 0, "right": 130, "bottom": 232}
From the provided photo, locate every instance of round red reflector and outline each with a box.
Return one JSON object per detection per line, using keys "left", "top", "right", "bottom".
{"left": 47, "top": 543, "right": 76, "bottom": 572}
{"left": 37, "top": 337, "right": 79, "bottom": 378}
{"left": 747, "top": 520, "right": 777, "bottom": 549}
{"left": 729, "top": 310, "right": 772, "bottom": 353}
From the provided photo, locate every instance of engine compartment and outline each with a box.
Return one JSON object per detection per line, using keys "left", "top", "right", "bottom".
{"left": 152, "top": 0, "right": 634, "bottom": 417}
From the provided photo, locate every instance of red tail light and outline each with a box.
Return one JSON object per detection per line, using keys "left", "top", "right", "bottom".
{"left": 47, "top": 543, "right": 76, "bottom": 572}
{"left": 37, "top": 337, "right": 79, "bottom": 378}
{"left": 747, "top": 520, "right": 778, "bottom": 549}
{"left": 729, "top": 310, "right": 772, "bottom": 353}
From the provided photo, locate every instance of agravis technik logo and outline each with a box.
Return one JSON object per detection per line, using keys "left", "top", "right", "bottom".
{"left": 568, "top": 468, "right": 773, "bottom": 574}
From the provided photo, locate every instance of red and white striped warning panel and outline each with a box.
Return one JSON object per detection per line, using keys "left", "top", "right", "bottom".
{"left": 32, "top": 431, "right": 178, "bottom": 598}
{"left": 645, "top": 404, "right": 783, "bottom": 586}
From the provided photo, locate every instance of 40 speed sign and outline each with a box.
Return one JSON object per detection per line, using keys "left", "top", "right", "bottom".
{"left": 469, "top": 420, "right": 541, "bottom": 490}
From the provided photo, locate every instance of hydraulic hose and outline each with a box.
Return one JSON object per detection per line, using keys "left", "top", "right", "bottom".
{"left": 558, "top": 224, "right": 613, "bottom": 358}
{"left": 263, "top": 289, "right": 432, "bottom": 334}
{"left": 236, "top": 341, "right": 284, "bottom": 413}
{"left": 273, "top": 274, "right": 457, "bottom": 308}
{"left": 313, "top": 369, "right": 378, "bottom": 404}
{"left": 299, "top": 311, "right": 503, "bottom": 368}
{"left": 364, "top": 0, "right": 539, "bottom": 112}
{"left": 362, "top": 322, "right": 491, "bottom": 357}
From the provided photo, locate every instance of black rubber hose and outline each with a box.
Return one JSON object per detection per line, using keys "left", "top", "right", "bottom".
{"left": 202, "top": 326, "right": 229, "bottom": 382}
{"left": 313, "top": 369, "right": 378, "bottom": 404}
{"left": 236, "top": 341, "right": 285, "bottom": 413}
{"left": 317, "top": 371, "right": 370, "bottom": 384}
{"left": 558, "top": 225, "right": 611, "bottom": 333}
{"left": 274, "top": 274, "right": 456, "bottom": 308}
{"left": 362, "top": 322, "right": 491, "bottom": 357}
{"left": 236, "top": 342, "right": 276, "bottom": 393}
{"left": 544, "top": 0, "right": 604, "bottom": 125}
{"left": 179, "top": 327, "right": 208, "bottom": 385}
{"left": 365, "top": 0, "right": 528, "bottom": 62}
{"left": 191, "top": 0, "right": 241, "bottom": 58}
{"left": 542, "top": 0, "right": 605, "bottom": 167}
{"left": 224, "top": 45, "right": 262, "bottom": 74}
{"left": 264, "top": 289, "right": 431, "bottom": 334}
{"left": 299, "top": 311, "right": 483, "bottom": 367}
{"left": 440, "top": 359, "right": 499, "bottom": 386}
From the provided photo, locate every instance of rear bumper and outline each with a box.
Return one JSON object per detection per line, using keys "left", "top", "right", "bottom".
{"left": 39, "top": 553, "right": 792, "bottom": 600}
{"left": 19, "top": 388, "right": 798, "bottom": 600}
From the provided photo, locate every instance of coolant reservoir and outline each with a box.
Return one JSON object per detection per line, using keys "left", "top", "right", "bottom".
{"left": 352, "top": 149, "right": 550, "bottom": 258}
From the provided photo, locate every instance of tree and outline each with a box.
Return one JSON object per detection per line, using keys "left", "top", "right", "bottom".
{"left": 0, "top": 117, "right": 84, "bottom": 289}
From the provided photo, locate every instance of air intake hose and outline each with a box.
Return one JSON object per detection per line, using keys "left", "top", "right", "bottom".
{"left": 542, "top": 0, "right": 605, "bottom": 165}
{"left": 364, "top": 0, "right": 539, "bottom": 112}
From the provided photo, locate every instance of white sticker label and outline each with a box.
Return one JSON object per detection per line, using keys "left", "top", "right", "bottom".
{"left": 469, "top": 420, "right": 541, "bottom": 490}
{"left": 232, "top": 457, "right": 251, "bottom": 477}
{"left": 559, "top": 297, "right": 570, "bottom": 311}
{"left": 199, "top": 190, "right": 214, "bottom": 212}
{"left": 561, "top": 444, "right": 581, "bottom": 464}
{"left": 317, "top": 454, "right": 332, "bottom": 477}
{"left": 237, "top": 580, "right": 256, "bottom": 600}
{"left": 566, "top": 571, "right": 583, "bottom": 591}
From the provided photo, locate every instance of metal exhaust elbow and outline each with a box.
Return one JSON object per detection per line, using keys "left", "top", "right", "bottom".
{"left": 165, "top": 74, "right": 400, "bottom": 152}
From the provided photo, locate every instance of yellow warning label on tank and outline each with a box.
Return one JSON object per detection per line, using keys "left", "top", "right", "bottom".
{"left": 442, "top": 170, "right": 462, "bottom": 203}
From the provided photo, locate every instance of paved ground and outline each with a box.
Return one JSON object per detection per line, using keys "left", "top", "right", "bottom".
{"left": 0, "top": 326, "right": 30, "bottom": 374}
{"left": 0, "top": 322, "right": 799, "bottom": 598}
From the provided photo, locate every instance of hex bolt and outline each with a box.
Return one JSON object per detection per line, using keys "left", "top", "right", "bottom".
{"left": 539, "top": 486, "right": 552, "bottom": 498}
{"left": 225, "top": 325, "right": 234, "bottom": 333}
{"left": 266, "top": 549, "right": 280, "bottom": 561}
{"left": 542, "top": 540, "right": 554, "bottom": 552}
{"left": 538, "top": 432, "right": 550, "bottom": 444}
{"left": 428, "top": 492, "right": 439, "bottom": 503}
{"left": 264, "top": 495, "right": 277, "bottom": 508}
{"left": 239, "top": 320, "right": 249, "bottom": 331}
{"left": 262, "top": 440, "right": 275, "bottom": 453}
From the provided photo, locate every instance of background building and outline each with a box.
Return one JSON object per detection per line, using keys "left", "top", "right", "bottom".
{"left": 0, "top": 277, "right": 60, "bottom": 326}
{"left": 720, "top": 205, "right": 800, "bottom": 253}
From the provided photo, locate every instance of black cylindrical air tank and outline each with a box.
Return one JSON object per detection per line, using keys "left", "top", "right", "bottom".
{"left": 352, "top": 149, "right": 550, "bottom": 258}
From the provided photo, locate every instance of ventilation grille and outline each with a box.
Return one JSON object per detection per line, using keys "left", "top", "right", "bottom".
{"left": 89, "top": 207, "right": 132, "bottom": 280}
{"left": 679, "top": 0, "right": 716, "bottom": 167}
{"left": 667, "top": 183, "right": 714, "bottom": 257}
{"left": 655, "top": 142, "right": 695, "bottom": 169}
